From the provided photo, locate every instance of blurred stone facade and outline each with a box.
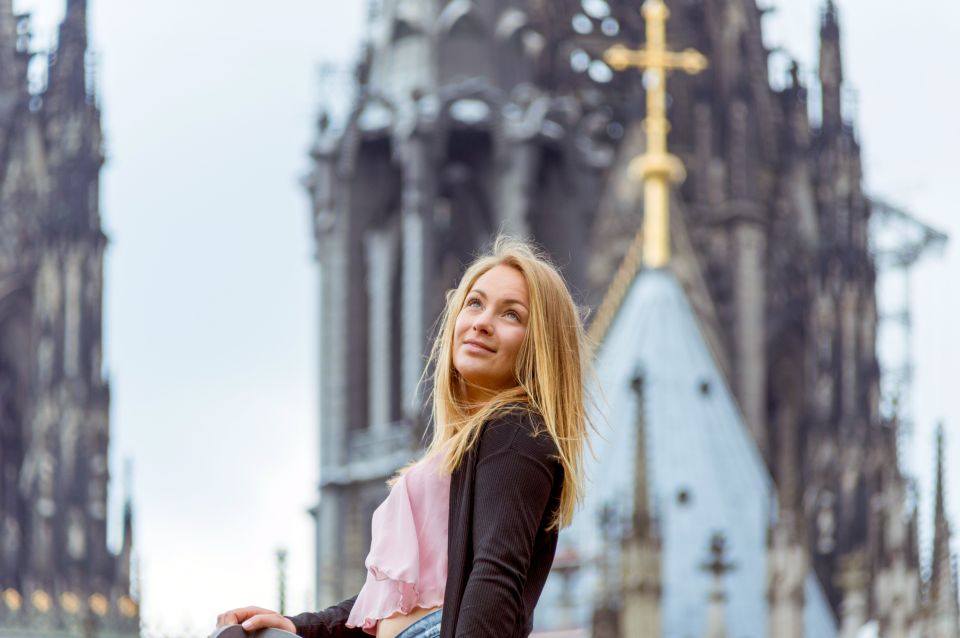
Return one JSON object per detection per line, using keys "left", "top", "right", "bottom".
{"left": 304, "top": 0, "right": 958, "bottom": 635}
{"left": 0, "top": 1, "right": 138, "bottom": 636}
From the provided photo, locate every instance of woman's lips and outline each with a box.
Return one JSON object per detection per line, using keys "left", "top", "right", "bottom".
{"left": 463, "top": 339, "right": 495, "bottom": 353}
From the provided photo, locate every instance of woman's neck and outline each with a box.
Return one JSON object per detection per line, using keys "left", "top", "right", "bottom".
{"left": 462, "top": 383, "right": 497, "bottom": 406}
{"left": 458, "top": 381, "right": 527, "bottom": 411}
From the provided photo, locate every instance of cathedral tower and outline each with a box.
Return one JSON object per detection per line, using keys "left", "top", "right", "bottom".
{"left": 0, "top": 1, "right": 138, "bottom": 635}
{"left": 305, "top": 0, "right": 611, "bottom": 607}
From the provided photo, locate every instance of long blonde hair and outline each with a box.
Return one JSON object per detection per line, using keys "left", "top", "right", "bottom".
{"left": 421, "top": 235, "right": 590, "bottom": 531}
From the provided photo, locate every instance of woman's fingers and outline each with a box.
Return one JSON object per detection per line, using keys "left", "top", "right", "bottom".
{"left": 215, "top": 610, "right": 238, "bottom": 627}
{"left": 213, "top": 606, "right": 296, "bottom": 633}
{"left": 239, "top": 612, "right": 297, "bottom": 633}
{"left": 215, "top": 606, "right": 276, "bottom": 628}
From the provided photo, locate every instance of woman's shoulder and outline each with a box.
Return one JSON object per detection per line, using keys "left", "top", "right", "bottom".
{"left": 480, "top": 404, "right": 557, "bottom": 459}
{"left": 483, "top": 402, "right": 542, "bottom": 428}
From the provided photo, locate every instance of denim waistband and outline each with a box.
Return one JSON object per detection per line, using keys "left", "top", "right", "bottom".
{"left": 394, "top": 608, "right": 442, "bottom": 638}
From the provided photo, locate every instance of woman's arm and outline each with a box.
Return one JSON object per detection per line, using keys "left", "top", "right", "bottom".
{"left": 455, "top": 412, "right": 559, "bottom": 636}
{"left": 283, "top": 595, "right": 365, "bottom": 638}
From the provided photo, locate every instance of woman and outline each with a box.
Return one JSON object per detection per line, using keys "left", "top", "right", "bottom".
{"left": 215, "top": 236, "right": 589, "bottom": 638}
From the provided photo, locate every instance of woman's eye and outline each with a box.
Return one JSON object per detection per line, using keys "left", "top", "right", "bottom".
{"left": 466, "top": 298, "right": 482, "bottom": 308}
{"left": 505, "top": 310, "right": 521, "bottom": 321}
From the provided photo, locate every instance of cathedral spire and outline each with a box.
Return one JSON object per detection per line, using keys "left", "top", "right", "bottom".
{"left": 0, "top": 0, "right": 19, "bottom": 94}
{"left": 630, "top": 370, "right": 652, "bottom": 536}
{"left": 118, "top": 495, "right": 134, "bottom": 590}
{"left": 818, "top": 0, "right": 844, "bottom": 133}
{"left": 934, "top": 424, "right": 947, "bottom": 533}
{"left": 48, "top": 0, "right": 90, "bottom": 110}
{"left": 120, "top": 460, "right": 134, "bottom": 550}
{"left": 42, "top": 0, "right": 103, "bottom": 232}
{"left": 114, "top": 458, "right": 135, "bottom": 601}
{"left": 618, "top": 369, "right": 662, "bottom": 637}
{"left": 928, "top": 423, "right": 960, "bottom": 637}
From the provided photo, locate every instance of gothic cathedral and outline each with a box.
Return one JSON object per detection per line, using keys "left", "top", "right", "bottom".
{"left": 0, "top": 1, "right": 138, "bottom": 636}
{"left": 304, "top": 1, "right": 958, "bottom": 636}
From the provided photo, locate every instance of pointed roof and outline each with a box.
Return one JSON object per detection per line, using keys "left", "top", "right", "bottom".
{"left": 544, "top": 267, "right": 838, "bottom": 637}
{"left": 820, "top": 0, "right": 840, "bottom": 40}
{"left": 121, "top": 458, "right": 134, "bottom": 551}
{"left": 934, "top": 425, "right": 948, "bottom": 529}
{"left": 591, "top": 269, "right": 770, "bottom": 637}
{"left": 46, "top": 0, "right": 90, "bottom": 109}
{"left": 928, "top": 424, "right": 960, "bottom": 630}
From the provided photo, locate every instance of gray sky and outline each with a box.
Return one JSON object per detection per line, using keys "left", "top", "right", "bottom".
{"left": 13, "top": 0, "right": 960, "bottom": 634}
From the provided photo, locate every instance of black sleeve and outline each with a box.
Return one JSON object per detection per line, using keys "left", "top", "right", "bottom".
{"left": 285, "top": 595, "right": 366, "bottom": 638}
{"left": 454, "top": 412, "right": 559, "bottom": 636}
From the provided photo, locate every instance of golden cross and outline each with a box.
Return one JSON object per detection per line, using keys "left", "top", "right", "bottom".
{"left": 604, "top": 0, "right": 708, "bottom": 268}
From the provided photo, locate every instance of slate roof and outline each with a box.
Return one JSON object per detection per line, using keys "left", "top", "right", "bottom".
{"left": 536, "top": 269, "right": 837, "bottom": 637}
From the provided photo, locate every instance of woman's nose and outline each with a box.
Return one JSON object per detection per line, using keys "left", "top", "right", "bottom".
{"left": 472, "top": 312, "right": 493, "bottom": 334}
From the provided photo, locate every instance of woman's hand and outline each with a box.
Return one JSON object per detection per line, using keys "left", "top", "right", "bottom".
{"left": 215, "top": 606, "right": 297, "bottom": 634}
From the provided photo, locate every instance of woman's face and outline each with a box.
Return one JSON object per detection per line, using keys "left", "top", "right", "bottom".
{"left": 453, "top": 264, "right": 530, "bottom": 400}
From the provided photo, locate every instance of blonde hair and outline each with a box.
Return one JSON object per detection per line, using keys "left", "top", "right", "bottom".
{"left": 419, "top": 235, "right": 591, "bottom": 531}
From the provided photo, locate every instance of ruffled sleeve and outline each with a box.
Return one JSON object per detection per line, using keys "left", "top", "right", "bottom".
{"left": 346, "top": 454, "right": 450, "bottom": 634}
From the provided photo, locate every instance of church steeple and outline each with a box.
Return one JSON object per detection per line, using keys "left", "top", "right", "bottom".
{"left": 927, "top": 424, "right": 960, "bottom": 638}
{"left": 618, "top": 369, "right": 662, "bottom": 637}
{"left": 47, "top": 0, "right": 90, "bottom": 109}
{"left": 118, "top": 460, "right": 135, "bottom": 593}
{"left": 42, "top": 0, "right": 103, "bottom": 233}
{"left": 630, "top": 370, "right": 652, "bottom": 536}
{"left": 818, "top": 0, "right": 844, "bottom": 133}
{"left": 0, "top": 0, "right": 31, "bottom": 100}
{"left": 0, "top": 0, "right": 16, "bottom": 91}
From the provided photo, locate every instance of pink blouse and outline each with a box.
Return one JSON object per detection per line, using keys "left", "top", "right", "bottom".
{"left": 346, "top": 451, "right": 451, "bottom": 635}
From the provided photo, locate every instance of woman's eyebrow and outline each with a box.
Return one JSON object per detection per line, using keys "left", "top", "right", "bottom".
{"left": 471, "top": 288, "right": 528, "bottom": 310}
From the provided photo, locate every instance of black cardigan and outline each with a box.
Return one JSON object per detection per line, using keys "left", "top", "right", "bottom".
{"left": 286, "top": 408, "right": 564, "bottom": 638}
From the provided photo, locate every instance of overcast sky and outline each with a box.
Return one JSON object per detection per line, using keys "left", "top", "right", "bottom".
{"left": 12, "top": 0, "right": 960, "bottom": 634}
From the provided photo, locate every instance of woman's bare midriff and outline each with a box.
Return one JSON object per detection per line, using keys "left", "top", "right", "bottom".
{"left": 376, "top": 605, "right": 441, "bottom": 638}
